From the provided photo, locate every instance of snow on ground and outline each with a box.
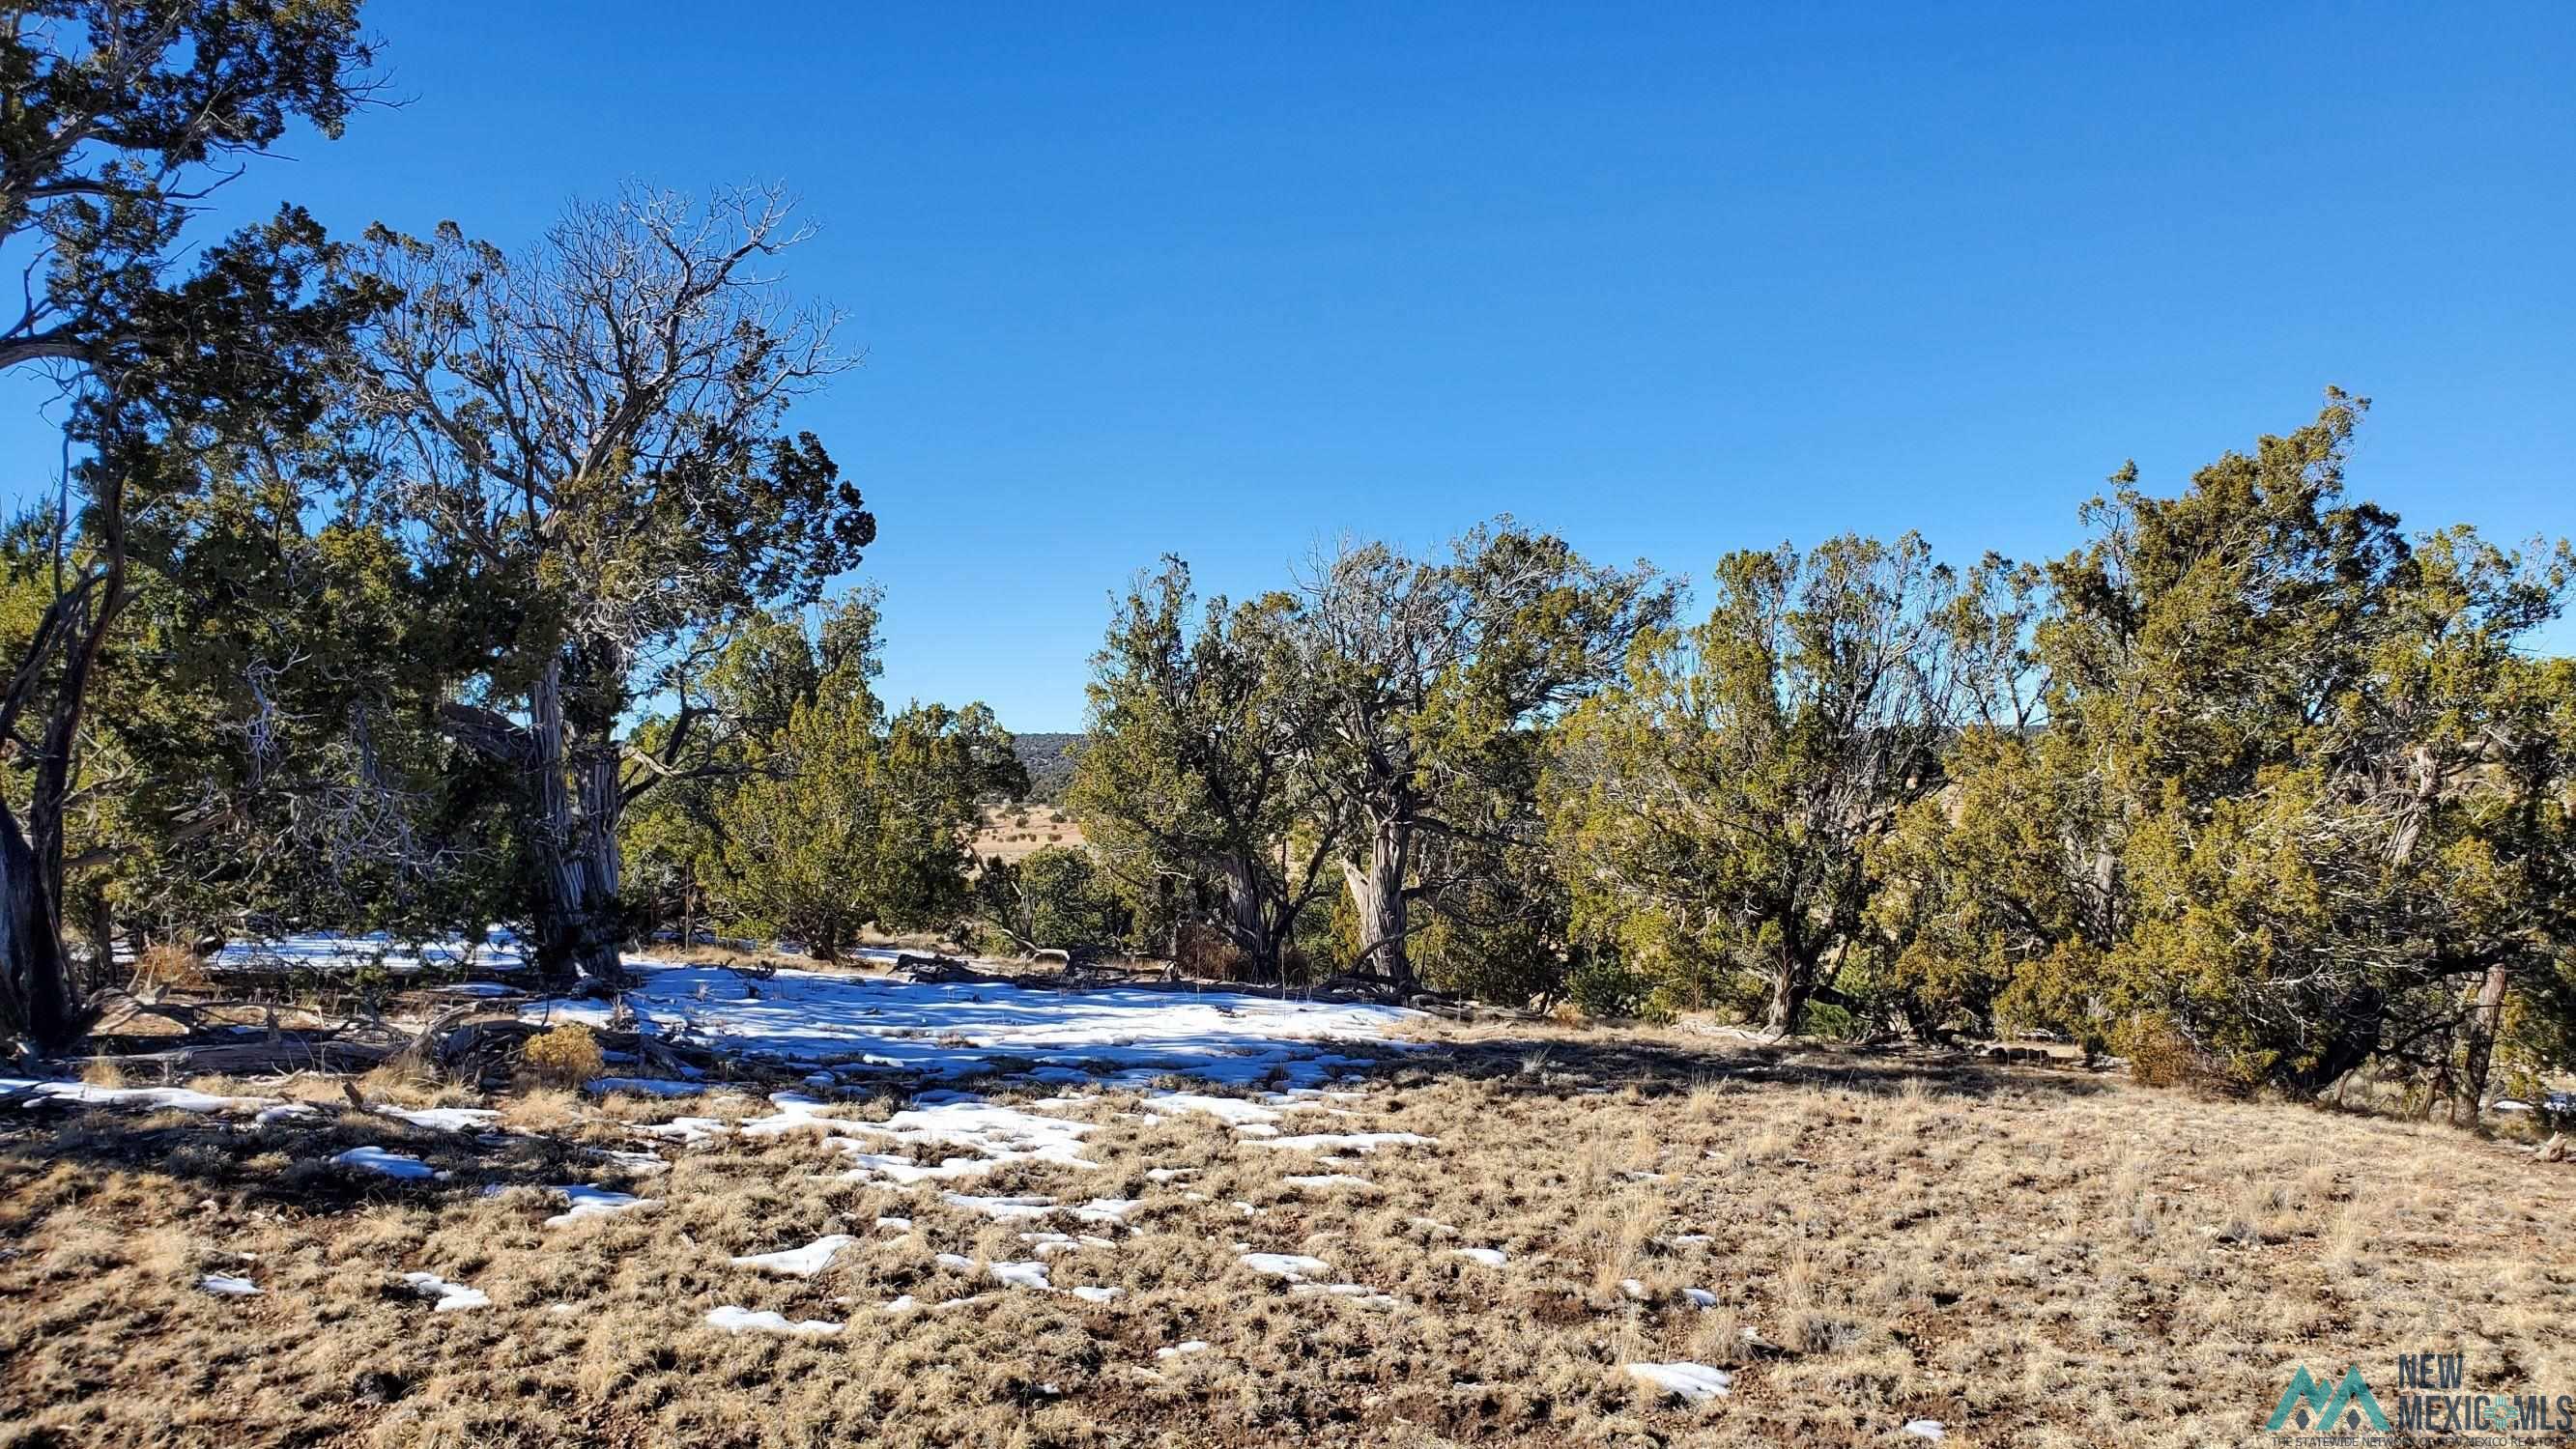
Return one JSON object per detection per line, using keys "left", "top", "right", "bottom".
{"left": 1247, "top": 1131, "right": 1436, "bottom": 1153}
{"left": 1903, "top": 1420, "right": 1948, "bottom": 1440}
{"left": 527, "top": 958, "right": 1415, "bottom": 1086}
{"left": 213, "top": 926, "right": 526, "bottom": 978}
{"left": 4, "top": 1079, "right": 277, "bottom": 1115}
{"left": 937, "top": 1253, "right": 1054, "bottom": 1291}
{"left": 543, "top": 1184, "right": 656, "bottom": 1228}
{"left": 401, "top": 1271, "right": 490, "bottom": 1311}
{"left": 1240, "top": 1252, "right": 1331, "bottom": 1281}
{"left": 1626, "top": 1363, "right": 1732, "bottom": 1403}
{"left": 333, "top": 1146, "right": 437, "bottom": 1179}
{"left": 730, "top": 1235, "right": 854, "bottom": 1277}
{"left": 940, "top": 1192, "right": 1055, "bottom": 1221}
{"left": 377, "top": 1106, "right": 499, "bottom": 1131}
{"left": 704, "top": 1305, "right": 843, "bottom": 1337}
{"left": 1450, "top": 1247, "right": 1506, "bottom": 1266}
{"left": 198, "top": 1273, "right": 261, "bottom": 1296}
{"left": 1283, "top": 1173, "right": 1377, "bottom": 1189}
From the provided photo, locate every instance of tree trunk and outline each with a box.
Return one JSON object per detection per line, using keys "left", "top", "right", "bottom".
{"left": 1220, "top": 852, "right": 1276, "bottom": 981}
{"left": 1342, "top": 816, "right": 1413, "bottom": 993}
{"left": 520, "top": 658, "right": 627, "bottom": 986}
{"left": 2452, "top": 962, "right": 2510, "bottom": 1129}
{"left": 1764, "top": 963, "right": 1813, "bottom": 1036}
{"left": 0, "top": 801, "right": 78, "bottom": 1049}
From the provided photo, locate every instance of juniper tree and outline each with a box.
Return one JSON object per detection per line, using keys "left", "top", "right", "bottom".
{"left": 1276, "top": 523, "right": 1669, "bottom": 994}
{"left": 0, "top": 0, "right": 382, "bottom": 1047}
{"left": 1068, "top": 559, "right": 1347, "bottom": 980}
{"left": 1544, "top": 533, "right": 1993, "bottom": 1031}
{"left": 354, "top": 185, "right": 873, "bottom": 985}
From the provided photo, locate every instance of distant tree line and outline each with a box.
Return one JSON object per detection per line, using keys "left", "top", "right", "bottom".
{"left": 1061, "top": 394, "right": 2575, "bottom": 1121}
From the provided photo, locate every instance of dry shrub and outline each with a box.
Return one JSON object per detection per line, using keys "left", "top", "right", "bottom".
{"left": 2120, "top": 1019, "right": 2244, "bottom": 1094}
{"left": 1172, "top": 923, "right": 1247, "bottom": 982}
{"left": 132, "top": 943, "right": 208, "bottom": 993}
{"left": 520, "top": 1024, "right": 605, "bottom": 1088}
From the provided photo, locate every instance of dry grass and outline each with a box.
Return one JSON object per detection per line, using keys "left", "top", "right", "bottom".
{"left": 1, "top": 1028, "right": 2569, "bottom": 1448}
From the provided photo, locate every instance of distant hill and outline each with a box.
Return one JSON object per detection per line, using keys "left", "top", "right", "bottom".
{"left": 1011, "top": 731, "right": 1089, "bottom": 803}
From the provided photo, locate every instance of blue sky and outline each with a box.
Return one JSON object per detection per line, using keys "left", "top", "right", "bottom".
{"left": 6, "top": 1, "right": 2570, "bottom": 728}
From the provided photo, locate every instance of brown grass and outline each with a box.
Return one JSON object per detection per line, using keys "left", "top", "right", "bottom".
{"left": 0, "top": 1027, "right": 2569, "bottom": 1448}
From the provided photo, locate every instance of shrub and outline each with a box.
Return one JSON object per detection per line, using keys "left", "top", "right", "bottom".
{"left": 520, "top": 1024, "right": 604, "bottom": 1088}
{"left": 134, "top": 943, "right": 210, "bottom": 993}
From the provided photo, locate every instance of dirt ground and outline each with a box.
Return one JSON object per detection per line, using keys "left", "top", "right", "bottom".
{"left": 2, "top": 1024, "right": 2569, "bottom": 1448}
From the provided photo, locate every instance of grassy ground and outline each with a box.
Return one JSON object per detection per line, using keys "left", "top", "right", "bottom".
{"left": 2, "top": 1026, "right": 2569, "bottom": 1448}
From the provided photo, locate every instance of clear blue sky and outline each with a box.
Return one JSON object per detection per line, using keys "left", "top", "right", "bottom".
{"left": 6, "top": 1, "right": 2571, "bottom": 728}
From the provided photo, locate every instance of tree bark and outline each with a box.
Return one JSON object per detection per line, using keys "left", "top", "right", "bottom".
{"left": 1219, "top": 852, "right": 1277, "bottom": 981}
{"left": 0, "top": 801, "right": 79, "bottom": 1048}
{"left": 2452, "top": 962, "right": 2510, "bottom": 1129}
{"left": 1342, "top": 815, "right": 1414, "bottom": 993}
{"left": 521, "top": 658, "right": 626, "bottom": 985}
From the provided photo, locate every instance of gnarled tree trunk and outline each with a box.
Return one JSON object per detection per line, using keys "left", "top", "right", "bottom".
{"left": 445, "top": 654, "right": 629, "bottom": 989}
{"left": 2452, "top": 962, "right": 2510, "bottom": 1129}
{"left": 0, "top": 804, "right": 77, "bottom": 1047}
{"left": 1342, "top": 815, "right": 1413, "bottom": 994}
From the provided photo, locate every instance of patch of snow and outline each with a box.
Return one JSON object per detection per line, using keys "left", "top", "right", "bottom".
{"left": 587, "top": 1148, "right": 671, "bottom": 1176}
{"left": 1684, "top": 1288, "right": 1718, "bottom": 1308}
{"left": 1450, "top": 1247, "right": 1506, "bottom": 1266}
{"left": 377, "top": 1106, "right": 499, "bottom": 1131}
{"left": 1903, "top": 1421, "right": 1947, "bottom": 1441}
{"left": 988, "top": 1260, "right": 1052, "bottom": 1291}
{"left": 704, "top": 1305, "right": 842, "bottom": 1337}
{"left": 1146, "top": 1092, "right": 1282, "bottom": 1127}
{"left": 1073, "top": 1197, "right": 1143, "bottom": 1225}
{"left": 1283, "top": 1174, "right": 1376, "bottom": 1190}
{"left": 199, "top": 1273, "right": 261, "bottom": 1296}
{"left": 882, "top": 1293, "right": 989, "bottom": 1314}
{"left": 523, "top": 959, "right": 1417, "bottom": 1087}
{"left": 1069, "top": 1285, "right": 1123, "bottom": 1304}
{"left": 941, "top": 1192, "right": 1056, "bottom": 1221}
{"left": 5, "top": 1078, "right": 275, "bottom": 1116}
{"left": 401, "top": 1271, "right": 490, "bottom": 1311}
{"left": 1619, "top": 1278, "right": 1648, "bottom": 1300}
{"left": 1240, "top": 1252, "right": 1331, "bottom": 1282}
{"left": 251, "top": 1103, "right": 319, "bottom": 1127}
{"left": 1157, "top": 1340, "right": 1212, "bottom": 1358}
{"left": 873, "top": 1215, "right": 912, "bottom": 1232}
{"left": 333, "top": 1146, "right": 437, "bottom": 1180}
{"left": 730, "top": 1235, "right": 854, "bottom": 1277}
{"left": 543, "top": 1184, "right": 657, "bottom": 1228}
{"left": 1246, "top": 1132, "right": 1435, "bottom": 1153}
{"left": 936, "top": 1253, "right": 1053, "bottom": 1292}
{"left": 1626, "top": 1362, "right": 1732, "bottom": 1403}
{"left": 588, "top": 1077, "right": 708, "bottom": 1098}
{"left": 830, "top": 1099, "right": 1102, "bottom": 1184}
{"left": 1144, "top": 1167, "right": 1195, "bottom": 1182}
{"left": 214, "top": 926, "right": 525, "bottom": 979}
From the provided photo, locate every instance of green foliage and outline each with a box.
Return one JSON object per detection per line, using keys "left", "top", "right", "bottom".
{"left": 976, "top": 845, "right": 1128, "bottom": 954}
{"left": 1891, "top": 392, "right": 2576, "bottom": 1104}
{"left": 1068, "top": 559, "right": 1341, "bottom": 977}
{"left": 1544, "top": 533, "right": 1997, "bottom": 1033}
{"left": 703, "top": 599, "right": 1022, "bottom": 956}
